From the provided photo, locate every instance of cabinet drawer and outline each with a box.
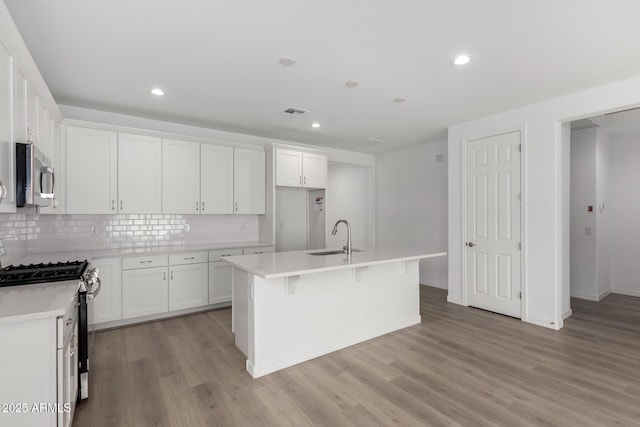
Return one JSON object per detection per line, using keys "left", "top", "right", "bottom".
{"left": 209, "top": 248, "right": 243, "bottom": 262}
{"left": 243, "top": 246, "right": 274, "bottom": 255}
{"left": 122, "top": 254, "right": 168, "bottom": 270}
{"left": 170, "top": 251, "right": 208, "bottom": 265}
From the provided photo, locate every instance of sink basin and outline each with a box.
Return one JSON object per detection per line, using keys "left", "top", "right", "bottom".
{"left": 307, "top": 249, "right": 364, "bottom": 256}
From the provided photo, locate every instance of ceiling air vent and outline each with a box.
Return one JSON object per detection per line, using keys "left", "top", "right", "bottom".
{"left": 283, "top": 107, "right": 307, "bottom": 117}
{"left": 570, "top": 118, "right": 600, "bottom": 131}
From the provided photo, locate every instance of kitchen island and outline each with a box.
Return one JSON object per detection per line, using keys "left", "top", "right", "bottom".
{"left": 223, "top": 247, "right": 446, "bottom": 378}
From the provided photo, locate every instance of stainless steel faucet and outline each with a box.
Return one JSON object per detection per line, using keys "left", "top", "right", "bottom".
{"left": 331, "top": 219, "right": 352, "bottom": 256}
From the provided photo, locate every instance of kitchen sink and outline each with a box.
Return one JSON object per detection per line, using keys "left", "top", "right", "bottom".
{"left": 307, "top": 249, "right": 364, "bottom": 256}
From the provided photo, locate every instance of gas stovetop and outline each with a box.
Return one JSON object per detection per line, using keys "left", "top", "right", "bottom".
{"left": 0, "top": 260, "right": 89, "bottom": 287}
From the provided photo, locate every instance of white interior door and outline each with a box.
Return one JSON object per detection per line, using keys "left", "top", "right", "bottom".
{"left": 465, "top": 130, "right": 522, "bottom": 318}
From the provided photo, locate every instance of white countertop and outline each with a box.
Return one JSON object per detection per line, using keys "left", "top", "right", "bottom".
{"left": 0, "top": 280, "right": 79, "bottom": 325}
{"left": 222, "top": 246, "right": 447, "bottom": 279}
{"left": 9, "top": 241, "right": 273, "bottom": 265}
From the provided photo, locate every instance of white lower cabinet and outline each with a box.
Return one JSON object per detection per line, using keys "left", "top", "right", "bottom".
{"left": 90, "top": 258, "right": 122, "bottom": 325}
{"left": 169, "top": 257, "right": 209, "bottom": 311}
{"left": 209, "top": 262, "right": 233, "bottom": 304}
{"left": 122, "top": 265, "right": 169, "bottom": 319}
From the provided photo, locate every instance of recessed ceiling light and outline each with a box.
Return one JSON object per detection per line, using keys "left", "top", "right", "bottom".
{"left": 453, "top": 54, "right": 471, "bottom": 66}
{"left": 279, "top": 57, "right": 296, "bottom": 66}
{"left": 345, "top": 80, "right": 360, "bottom": 88}
{"left": 311, "top": 123, "right": 321, "bottom": 128}
{"left": 394, "top": 97, "right": 407, "bottom": 103}
{"left": 150, "top": 88, "right": 165, "bottom": 96}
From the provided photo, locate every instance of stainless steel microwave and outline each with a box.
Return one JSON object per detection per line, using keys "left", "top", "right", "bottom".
{"left": 16, "top": 142, "right": 55, "bottom": 207}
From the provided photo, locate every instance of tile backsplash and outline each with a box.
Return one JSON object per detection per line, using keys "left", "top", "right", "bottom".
{"left": 0, "top": 213, "right": 259, "bottom": 263}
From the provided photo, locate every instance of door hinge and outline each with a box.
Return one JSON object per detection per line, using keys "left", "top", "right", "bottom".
{"left": 517, "top": 242, "right": 522, "bottom": 250}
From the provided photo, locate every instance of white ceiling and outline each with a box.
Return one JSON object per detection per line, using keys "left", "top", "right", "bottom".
{"left": 6, "top": 0, "right": 640, "bottom": 154}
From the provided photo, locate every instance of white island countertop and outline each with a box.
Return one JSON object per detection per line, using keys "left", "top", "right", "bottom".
{"left": 222, "top": 246, "right": 447, "bottom": 279}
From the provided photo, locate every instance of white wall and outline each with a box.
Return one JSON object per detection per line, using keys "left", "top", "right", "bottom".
{"left": 326, "top": 163, "right": 372, "bottom": 249}
{"left": 570, "top": 128, "right": 598, "bottom": 300}
{"left": 609, "top": 132, "right": 640, "bottom": 297}
{"left": 448, "top": 75, "right": 640, "bottom": 330}
{"left": 595, "top": 130, "right": 611, "bottom": 298}
{"left": 376, "top": 140, "right": 448, "bottom": 288}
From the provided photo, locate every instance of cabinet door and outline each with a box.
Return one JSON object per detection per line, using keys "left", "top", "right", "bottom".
{"left": 66, "top": 127, "right": 118, "bottom": 214}
{"left": 27, "top": 86, "right": 37, "bottom": 143}
{"left": 234, "top": 148, "right": 265, "bottom": 214}
{"left": 302, "top": 152, "right": 328, "bottom": 189}
{"left": 118, "top": 133, "right": 162, "bottom": 214}
{"left": 209, "top": 262, "right": 233, "bottom": 304}
{"left": 169, "top": 263, "right": 208, "bottom": 311}
{"left": 90, "top": 258, "right": 122, "bottom": 325}
{"left": 276, "top": 149, "right": 303, "bottom": 187}
{"left": 201, "top": 144, "right": 233, "bottom": 214}
{"left": 14, "top": 66, "right": 27, "bottom": 143}
{"left": 162, "top": 139, "right": 200, "bottom": 214}
{"left": 122, "top": 266, "right": 168, "bottom": 319}
{"left": 37, "top": 100, "right": 49, "bottom": 157}
{"left": 0, "top": 42, "right": 15, "bottom": 212}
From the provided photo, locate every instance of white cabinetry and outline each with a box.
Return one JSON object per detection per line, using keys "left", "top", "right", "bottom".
{"left": 169, "top": 252, "right": 209, "bottom": 311}
{"left": 162, "top": 138, "right": 201, "bottom": 214}
{"left": 0, "top": 41, "right": 14, "bottom": 212}
{"left": 201, "top": 144, "right": 234, "bottom": 214}
{"left": 118, "top": 133, "right": 162, "bottom": 214}
{"left": 276, "top": 149, "right": 327, "bottom": 189}
{"left": 90, "top": 258, "right": 122, "bottom": 325}
{"left": 13, "top": 66, "right": 27, "bottom": 143}
{"left": 234, "top": 148, "right": 265, "bottom": 214}
{"left": 66, "top": 127, "right": 118, "bottom": 214}
{"left": 209, "top": 248, "right": 243, "bottom": 304}
{"left": 122, "top": 255, "right": 169, "bottom": 319}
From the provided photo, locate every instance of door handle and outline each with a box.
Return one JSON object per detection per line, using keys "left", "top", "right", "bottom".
{"left": 466, "top": 242, "right": 476, "bottom": 247}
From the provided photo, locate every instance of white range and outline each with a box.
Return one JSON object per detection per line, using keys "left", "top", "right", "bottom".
{"left": 223, "top": 246, "right": 446, "bottom": 378}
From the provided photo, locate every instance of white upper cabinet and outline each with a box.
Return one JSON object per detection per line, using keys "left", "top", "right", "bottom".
{"left": 276, "top": 148, "right": 327, "bottom": 189}
{"left": 13, "top": 66, "right": 27, "bottom": 143}
{"left": 26, "top": 86, "right": 37, "bottom": 144}
{"left": 118, "top": 133, "right": 162, "bottom": 214}
{"left": 66, "top": 127, "right": 118, "bottom": 214}
{"left": 162, "top": 138, "right": 201, "bottom": 214}
{"left": 234, "top": 148, "right": 265, "bottom": 214}
{"left": 201, "top": 144, "right": 234, "bottom": 214}
{"left": 275, "top": 149, "right": 303, "bottom": 187}
{"left": 302, "top": 152, "right": 328, "bottom": 189}
{"left": 0, "top": 41, "right": 14, "bottom": 212}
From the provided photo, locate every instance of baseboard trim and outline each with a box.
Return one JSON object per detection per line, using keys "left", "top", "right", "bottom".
{"left": 523, "top": 315, "right": 561, "bottom": 330}
{"left": 420, "top": 281, "right": 447, "bottom": 290}
{"left": 447, "top": 295, "right": 463, "bottom": 305}
{"left": 570, "top": 291, "right": 599, "bottom": 301}
{"left": 562, "top": 309, "right": 573, "bottom": 320}
{"left": 597, "top": 289, "right": 612, "bottom": 301}
{"left": 612, "top": 288, "right": 640, "bottom": 298}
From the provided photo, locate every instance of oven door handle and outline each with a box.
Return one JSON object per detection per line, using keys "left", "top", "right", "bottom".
{"left": 88, "top": 277, "right": 101, "bottom": 300}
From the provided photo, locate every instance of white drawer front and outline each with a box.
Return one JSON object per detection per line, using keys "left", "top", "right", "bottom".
{"left": 243, "top": 246, "right": 274, "bottom": 255}
{"left": 169, "top": 251, "right": 208, "bottom": 265}
{"left": 209, "top": 248, "right": 243, "bottom": 262}
{"left": 122, "top": 254, "right": 168, "bottom": 270}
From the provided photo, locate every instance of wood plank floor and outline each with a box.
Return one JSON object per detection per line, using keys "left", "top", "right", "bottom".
{"left": 73, "top": 287, "right": 640, "bottom": 427}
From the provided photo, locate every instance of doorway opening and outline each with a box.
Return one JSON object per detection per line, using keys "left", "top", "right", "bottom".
{"left": 567, "top": 107, "right": 640, "bottom": 317}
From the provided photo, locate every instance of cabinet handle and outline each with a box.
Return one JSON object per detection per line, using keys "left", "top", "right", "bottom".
{"left": 299, "top": 176, "right": 302, "bottom": 185}
{"left": 196, "top": 201, "right": 199, "bottom": 211}
{"left": 303, "top": 176, "right": 306, "bottom": 185}
{"left": 184, "top": 256, "right": 195, "bottom": 260}
{"left": 120, "top": 200, "right": 123, "bottom": 211}
{"left": 202, "top": 202, "right": 205, "bottom": 212}
{"left": 255, "top": 251, "right": 264, "bottom": 254}
{"left": 139, "top": 260, "right": 152, "bottom": 264}
{"left": 112, "top": 200, "right": 115, "bottom": 210}
{"left": 221, "top": 254, "right": 231, "bottom": 257}
{"left": 163, "top": 272, "right": 166, "bottom": 280}
{"left": 170, "top": 271, "right": 174, "bottom": 280}
{"left": 235, "top": 202, "right": 238, "bottom": 212}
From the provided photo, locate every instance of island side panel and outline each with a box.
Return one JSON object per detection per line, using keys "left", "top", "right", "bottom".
{"left": 232, "top": 267, "right": 250, "bottom": 357}
{"left": 247, "top": 259, "right": 421, "bottom": 378}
